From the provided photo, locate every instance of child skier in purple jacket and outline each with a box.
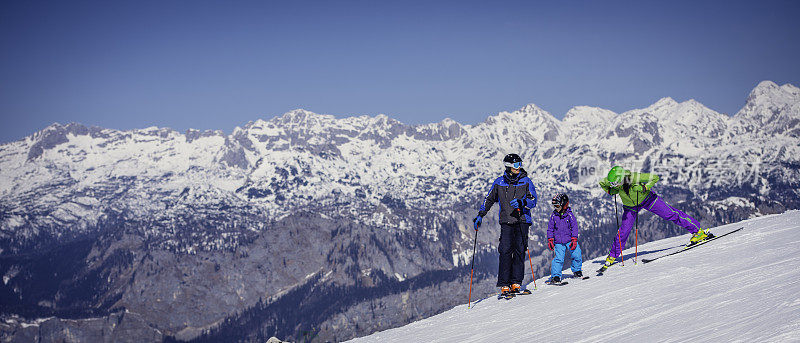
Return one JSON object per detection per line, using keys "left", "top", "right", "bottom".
{"left": 547, "top": 193, "right": 583, "bottom": 284}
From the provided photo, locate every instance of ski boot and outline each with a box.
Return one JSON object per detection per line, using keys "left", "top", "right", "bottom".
{"left": 546, "top": 276, "right": 562, "bottom": 285}
{"left": 573, "top": 271, "right": 583, "bottom": 278}
{"left": 499, "top": 286, "right": 514, "bottom": 299}
{"left": 688, "top": 229, "right": 714, "bottom": 246}
{"left": 509, "top": 283, "right": 531, "bottom": 295}
{"left": 597, "top": 256, "right": 616, "bottom": 274}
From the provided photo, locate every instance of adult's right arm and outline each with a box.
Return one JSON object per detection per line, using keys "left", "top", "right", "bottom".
{"left": 598, "top": 178, "right": 619, "bottom": 195}
{"left": 632, "top": 172, "right": 660, "bottom": 191}
{"left": 477, "top": 182, "right": 498, "bottom": 217}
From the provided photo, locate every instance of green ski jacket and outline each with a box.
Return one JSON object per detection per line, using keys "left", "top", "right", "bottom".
{"left": 599, "top": 170, "right": 660, "bottom": 207}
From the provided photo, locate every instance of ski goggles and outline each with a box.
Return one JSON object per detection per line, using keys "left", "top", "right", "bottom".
{"left": 552, "top": 202, "right": 564, "bottom": 208}
{"left": 609, "top": 180, "right": 622, "bottom": 188}
{"left": 504, "top": 161, "right": 522, "bottom": 169}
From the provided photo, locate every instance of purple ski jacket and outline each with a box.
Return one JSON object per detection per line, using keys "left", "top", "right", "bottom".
{"left": 547, "top": 208, "right": 579, "bottom": 244}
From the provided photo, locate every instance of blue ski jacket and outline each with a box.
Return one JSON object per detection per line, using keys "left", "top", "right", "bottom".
{"left": 477, "top": 169, "right": 537, "bottom": 225}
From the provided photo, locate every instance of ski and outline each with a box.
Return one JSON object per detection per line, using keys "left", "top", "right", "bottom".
{"left": 596, "top": 263, "right": 617, "bottom": 276}
{"left": 545, "top": 280, "right": 569, "bottom": 286}
{"left": 497, "top": 292, "right": 515, "bottom": 300}
{"left": 641, "top": 227, "right": 744, "bottom": 264}
{"left": 496, "top": 288, "right": 532, "bottom": 300}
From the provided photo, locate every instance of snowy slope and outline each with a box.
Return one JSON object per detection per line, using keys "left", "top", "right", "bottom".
{"left": 349, "top": 210, "right": 800, "bottom": 342}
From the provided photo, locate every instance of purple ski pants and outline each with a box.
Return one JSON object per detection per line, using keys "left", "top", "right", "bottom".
{"left": 609, "top": 193, "right": 703, "bottom": 258}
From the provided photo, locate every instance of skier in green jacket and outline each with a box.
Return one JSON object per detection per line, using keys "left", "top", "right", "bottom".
{"left": 598, "top": 166, "right": 712, "bottom": 271}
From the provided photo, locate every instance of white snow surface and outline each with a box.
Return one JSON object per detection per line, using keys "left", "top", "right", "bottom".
{"left": 349, "top": 210, "right": 800, "bottom": 342}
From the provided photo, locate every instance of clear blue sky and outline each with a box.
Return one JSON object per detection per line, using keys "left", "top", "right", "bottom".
{"left": 1, "top": 0, "right": 799, "bottom": 143}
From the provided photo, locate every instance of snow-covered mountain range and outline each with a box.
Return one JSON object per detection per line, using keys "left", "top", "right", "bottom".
{"left": 1, "top": 81, "right": 798, "bottom": 342}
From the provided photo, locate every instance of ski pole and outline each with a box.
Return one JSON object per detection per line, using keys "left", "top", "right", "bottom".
{"left": 467, "top": 226, "right": 478, "bottom": 309}
{"left": 635, "top": 191, "right": 639, "bottom": 264}
{"left": 615, "top": 195, "right": 623, "bottom": 266}
{"left": 618, "top": 228, "right": 623, "bottom": 266}
{"left": 614, "top": 194, "right": 620, "bottom": 232}
{"left": 526, "top": 249, "right": 537, "bottom": 290}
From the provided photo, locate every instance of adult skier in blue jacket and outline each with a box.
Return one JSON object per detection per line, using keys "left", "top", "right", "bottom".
{"left": 473, "top": 154, "right": 538, "bottom": 296}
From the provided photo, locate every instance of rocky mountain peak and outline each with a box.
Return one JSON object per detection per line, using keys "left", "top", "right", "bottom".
{"left": 520, "top": 103, "right": 544, "bottom": 113}
{"left": 735, "top": 81, "right": 800, "bottom": 136}
{"left": 408, "top": 117, "right": 466, "bottom": 141}
{"left": 741, "top": 81, "right": 798, "bottom": 112}
{"left": 563, "top": 106, "right": 617, "bottom": 124}
{"left": 516, "top": 103, "right": 556, "bottom": 122}
{"left": 272, "top": 109, "right": 334, "bottom": 127}
{"left": 25, "top": 122, "right": 96, "bottom": 160}
{"left": 652, "top": 96, "right": 679, "bottom": 109}
{"left": 748, "top": 80, "right": 781, "bottom": 100}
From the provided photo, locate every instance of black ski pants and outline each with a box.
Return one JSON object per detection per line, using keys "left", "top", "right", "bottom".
{"left": 497, "top": 222, "right": 529, "bottom": 287}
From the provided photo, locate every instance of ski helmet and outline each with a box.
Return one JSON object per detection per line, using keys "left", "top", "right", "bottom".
{"left": 607, "top": 166, "right": 626, "bottom": 185}
{"left": 552, "top": 193, "right": 569, "bottom": 209}
{"left": 503, "top": 154, "right": 523, "bottom": 169}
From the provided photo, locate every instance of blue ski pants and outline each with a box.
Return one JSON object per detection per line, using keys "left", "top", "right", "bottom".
{"left": 550, "top": 243, "right": 582, "bottom": 279}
